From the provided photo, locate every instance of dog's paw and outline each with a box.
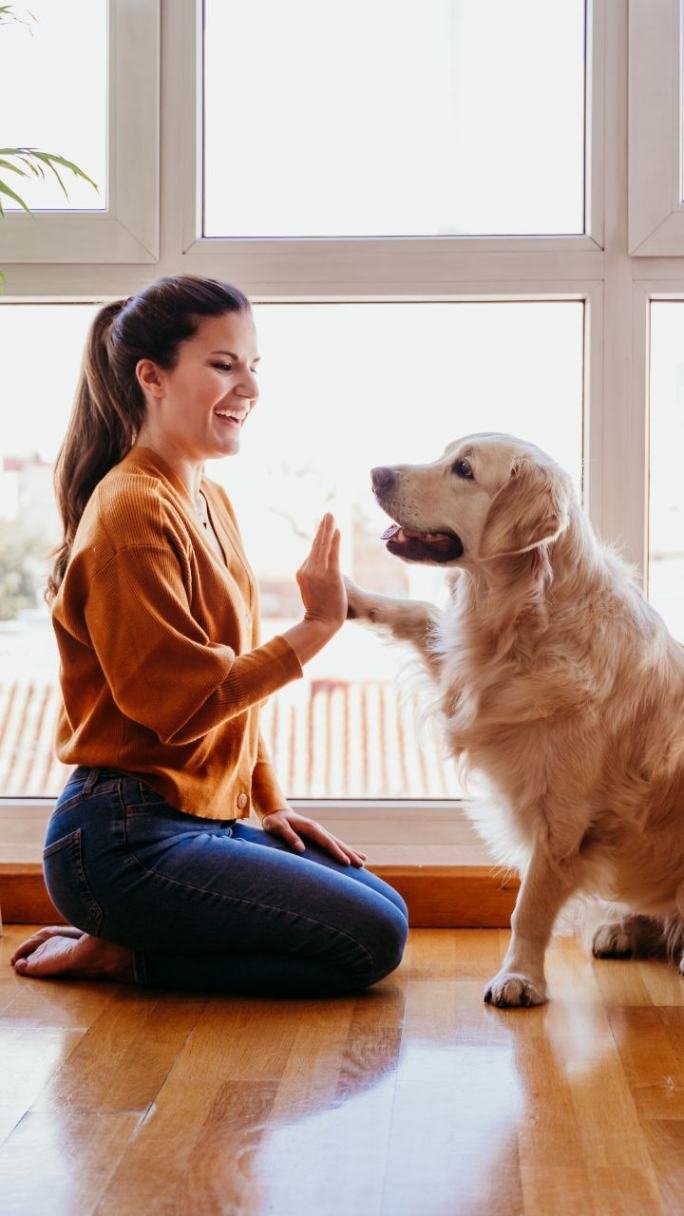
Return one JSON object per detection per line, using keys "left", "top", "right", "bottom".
{"left": 484, "top": 971, "right": 548, "bottom": 1008}
{"left": 591, "top": 921, "right": 633, "bottom": 959}
{"left": 342, "top": 575, "right": 375, "bottom": 622}
{"left": 342, "top": 574, "right": 361, "bottom": 619}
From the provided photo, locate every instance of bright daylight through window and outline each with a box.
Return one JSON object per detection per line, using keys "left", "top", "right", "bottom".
{"left": 648, "top": 303, "right": 684, "bottom": 642}
{"left": 0, "top": 0, "right": 106, "bottom": 211}
{"left": 203, "top": 0, "right": 585, "bottom": 237}
{"left": 0, "top": 302, "right": 583, "bottom": 800}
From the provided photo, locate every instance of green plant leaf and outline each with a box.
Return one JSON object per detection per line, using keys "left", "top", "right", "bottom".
{"left": 25, "top": 151, "right": 67, "bottom": 198}
{"left": 28, "top": 150, "right": 99, "bottom": 193}
{"left": 13, "top": 154, "right": 44, "bottom": 178}
{"left": 0, "top": 7, "right": 36, "bottom": 34}
{"left": 0, "top": 157, "right": 29, "bottom": 177}
{"left": 0, "top": 177, "right": 33, "bottom": 214}
{"left": 0, "top": 149, "right": 99, "bottom": 202}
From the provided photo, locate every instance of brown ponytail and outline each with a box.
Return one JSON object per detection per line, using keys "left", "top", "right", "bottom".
{"left": 45, "top": 274, "right": 251, "bottom": 605}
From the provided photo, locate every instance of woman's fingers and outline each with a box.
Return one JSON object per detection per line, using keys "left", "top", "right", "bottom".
{"left": 263, "top": 815, "right": 306, "bottom": 853}
{"left": 313, "top": 514, "right": 335, "bottom": 561}
{"left": 282, "top": 828, "right": 306, "bottom": 853}
{"left": 320, "top": 518, "right": 336, "bottom": 564}
{"left": 325, "top": 829, "right": 366, "bottom": 864}
{"left": 328, "top": 528, "right": 341, "bottom": 569}
{"left": 263, "top": 811, "right": 366, "bottom": 868}
{"left": 305, "top": 824, "right": 365, "bottom": 867}
{"left": 330, "top": 831, "right": 366, "bottom": 862}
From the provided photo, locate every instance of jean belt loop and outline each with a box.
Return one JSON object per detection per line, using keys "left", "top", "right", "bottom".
{"left": 82, "top": 768, "right": 101, "bottom": 796}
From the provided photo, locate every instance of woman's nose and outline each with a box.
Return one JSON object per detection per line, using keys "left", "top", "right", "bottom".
{"left": 237, "top": 372, "right": 259, "bottom": 400}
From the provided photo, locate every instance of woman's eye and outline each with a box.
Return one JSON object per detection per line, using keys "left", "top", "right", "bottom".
{"left": 212, "top": 363, "right": 258, "bottom": 374}
{"left": 453, "top": 458, "right": 474, "bottom": 480}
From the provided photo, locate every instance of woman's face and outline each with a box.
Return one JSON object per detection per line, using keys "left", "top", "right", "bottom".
{"left": 136, "top": 309, "right": 260, "bottom": 461}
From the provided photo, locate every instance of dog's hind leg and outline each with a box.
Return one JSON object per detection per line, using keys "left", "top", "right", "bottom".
{"left": 591, "top": 914, "right": 667, "bottom": 960}
{"left": 484, "top": 845, "right": 578, "bottom": 1008}
{"left": 343, "top": 576, "right": 443, "bottom": 678}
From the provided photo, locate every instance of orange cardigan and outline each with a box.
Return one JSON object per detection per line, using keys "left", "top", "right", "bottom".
{"left": 51, "top": 444, "right": 304, "bottom": 821}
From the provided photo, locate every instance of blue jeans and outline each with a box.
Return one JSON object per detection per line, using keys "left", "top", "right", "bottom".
{"left": 42, "top": 766, "right": 409, "bottom": 998}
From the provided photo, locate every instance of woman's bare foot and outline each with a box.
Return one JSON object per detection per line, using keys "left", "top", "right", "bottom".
{"left": 10, "top": 926, "right": 135, "bottom": 983}
{"left": 11, "top": 925, "right": 85, "bottom": 963}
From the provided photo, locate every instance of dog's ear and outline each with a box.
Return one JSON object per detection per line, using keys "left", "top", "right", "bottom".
{"left": 479, "top": 459, "right": 570, "bottom": 560}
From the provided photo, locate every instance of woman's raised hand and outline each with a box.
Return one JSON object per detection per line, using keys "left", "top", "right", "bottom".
{"left": 295, "top": 513, "right": 348, "bottom": 632}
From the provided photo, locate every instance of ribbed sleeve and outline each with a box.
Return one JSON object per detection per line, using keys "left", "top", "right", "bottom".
{"left": 251, "top": 730, "right": 290, "bottom": 818}
{"left": 53, "top": 447, "right": 305, "bottom": 820}
{"left": 82, "top": 543, "right": 302, "bottom": 746}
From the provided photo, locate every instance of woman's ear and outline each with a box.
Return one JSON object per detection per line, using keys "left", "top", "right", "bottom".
{"left": 479, "top": 459, "right": 570, "bottom": 560}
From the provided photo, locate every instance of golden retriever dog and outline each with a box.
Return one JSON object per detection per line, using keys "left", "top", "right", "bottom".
{"left": 343, "top": 432, "right": 684, "bottom": 1007}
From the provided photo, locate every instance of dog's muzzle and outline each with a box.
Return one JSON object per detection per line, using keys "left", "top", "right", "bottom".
{"left": 380, "top": 522, "right": 463, "bottom": 563}
{"left": 371, "top": 466, "right": 464, "bottom": 562}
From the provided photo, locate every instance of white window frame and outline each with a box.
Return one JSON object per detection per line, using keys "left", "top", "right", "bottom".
{"left": 0, "top": 0, "right": 160, "bottom": 265}
{"left": 179, "top": 0, "right": 604, "bottom": 274}
{"left": 628, "top": 0, "right": 684, "bottom": 255}
{"left": 4, "top": 0, "right": 680, "bottom": 838}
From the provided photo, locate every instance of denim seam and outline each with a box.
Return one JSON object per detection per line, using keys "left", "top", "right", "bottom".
{"left": 132, "top": 950, "right": 148, "bottom": 985}
{"left": 42, "top": 828, "right": 105, "bottom": 936}
{"left": 121, "top": 844, "right": 378, "bottom": 972}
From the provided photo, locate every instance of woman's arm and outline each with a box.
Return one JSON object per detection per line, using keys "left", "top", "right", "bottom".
{"left": 67, "top": 505, "right": 345, "bottom": 748}
{"left": 251, "top": 729, "right": 289, "bottom": 820}
{"left": 75, "top": 544, "right": 306, "bottom": 746}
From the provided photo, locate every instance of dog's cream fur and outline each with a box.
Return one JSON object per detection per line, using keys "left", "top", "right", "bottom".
{"left": 345, "top": 433, "right": 684, "bottom": 1007}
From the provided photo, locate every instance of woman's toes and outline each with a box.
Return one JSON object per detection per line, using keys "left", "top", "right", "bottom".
{"left": 13, "top": 936, "right": 82, "bottom": 977}
{"left": 12, "top": 933, "right": 135, "bottom": 983}
{"left": 10, "top": 925, "right": 84, "bottom": 964}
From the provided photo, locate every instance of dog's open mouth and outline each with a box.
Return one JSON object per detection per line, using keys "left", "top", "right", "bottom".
{"left": 381, "top": 522, "right": 463, "bottom": 562}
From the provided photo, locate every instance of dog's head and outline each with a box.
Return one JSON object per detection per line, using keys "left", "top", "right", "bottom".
{"left": 372, "top": 432, "right": 573, "bottom": 566}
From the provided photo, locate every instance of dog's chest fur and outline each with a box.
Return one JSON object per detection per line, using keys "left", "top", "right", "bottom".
{"left": 427, "top": 570, "right": 684, "bottom": 887}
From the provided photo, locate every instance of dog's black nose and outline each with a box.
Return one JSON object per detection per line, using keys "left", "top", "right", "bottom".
{"left": 371, "top": 466, "right": 396, "bottom": 493}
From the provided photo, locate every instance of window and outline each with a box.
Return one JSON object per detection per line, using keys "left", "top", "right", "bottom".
{"left": 203, "top": 0, "right": 586, "bottom": 238}
{"left": 628, "top": 0, "right": 684, "bottom": 254}
{"left": 0, "top": 300, "right": 583, "bottom": 799}
{"left": 181, "top": 0, "right": 601, "bottom": 280}
{"left": 0, "top": 305, "right": 98, "bottom": 797}
{"left": 1, "top": 0, "right": 107, "bottom": 211}
{"left": 2, "top": 0, "right": 675, "bottom": 827}
{"left": 0, "top": 0, "right": 159, "bottom": 265}
{"left": 648, "top": 302, "right": 684, "bottom": 640}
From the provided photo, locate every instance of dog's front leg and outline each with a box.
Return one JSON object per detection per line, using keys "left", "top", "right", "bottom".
{"left": 485, "top": 846, "right": 577, "bottom": 1008}
{"left": 343, "top": 575, "right": 443, "bottom": 678}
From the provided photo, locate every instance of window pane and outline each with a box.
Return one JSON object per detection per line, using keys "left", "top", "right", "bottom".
{"left": 649, "top": 303, "right": 684, "bottom": 641}
{"left": 0, "top": 300, "right": 582, "bottom": 799}
{"left": 676, "top": 0, "right": 681, "bottom": 201}
{"left": 0, "top": 1, "right": 107, "bottom": 211}
{"left": 0, "top": 305, "right": 100, "bottom": 799}
{"left": 204, "top": 0, "right": 585, "bottom": 237}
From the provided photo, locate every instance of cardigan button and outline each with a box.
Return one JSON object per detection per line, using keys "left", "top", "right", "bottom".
{"left": 236, "top": 792, "right": 248, "bottom": 809}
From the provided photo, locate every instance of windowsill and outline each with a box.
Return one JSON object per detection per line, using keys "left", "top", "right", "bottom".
{"left": 0, "top": 797, "right": 494, "bottom": 867}
{"left": 0, "top": 797, "right": 518, "bottom": 927}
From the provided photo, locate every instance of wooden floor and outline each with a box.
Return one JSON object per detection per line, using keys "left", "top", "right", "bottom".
{"left": 0, "top": 927, "right": 683, "bottom": 1216}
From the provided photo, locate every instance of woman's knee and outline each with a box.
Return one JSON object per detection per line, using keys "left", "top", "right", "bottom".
{"left": 358, "top": 903, "right": 409, "bottom": 986}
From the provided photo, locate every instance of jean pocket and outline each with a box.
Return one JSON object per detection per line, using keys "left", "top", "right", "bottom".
{"left": 42, "top": 828, "right": 105, "bottom": 937}
{"left": 120, "top": 775, "right": 171, "bottom": 813}
{"left": 51, "top": 786, "right": 90, "bottom": 817}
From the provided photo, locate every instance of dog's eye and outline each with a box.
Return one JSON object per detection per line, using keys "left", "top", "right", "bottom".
{"left": 452, "top": 458, "right": 474, "bottom": 480}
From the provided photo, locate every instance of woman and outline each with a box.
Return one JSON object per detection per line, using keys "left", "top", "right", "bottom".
{"left": 10, "top": 274, "right": 408, "bottom": 996}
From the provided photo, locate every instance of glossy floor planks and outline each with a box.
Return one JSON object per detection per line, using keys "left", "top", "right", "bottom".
{"left": 0, "top": 926, "right": 682, "bottom": 1215}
